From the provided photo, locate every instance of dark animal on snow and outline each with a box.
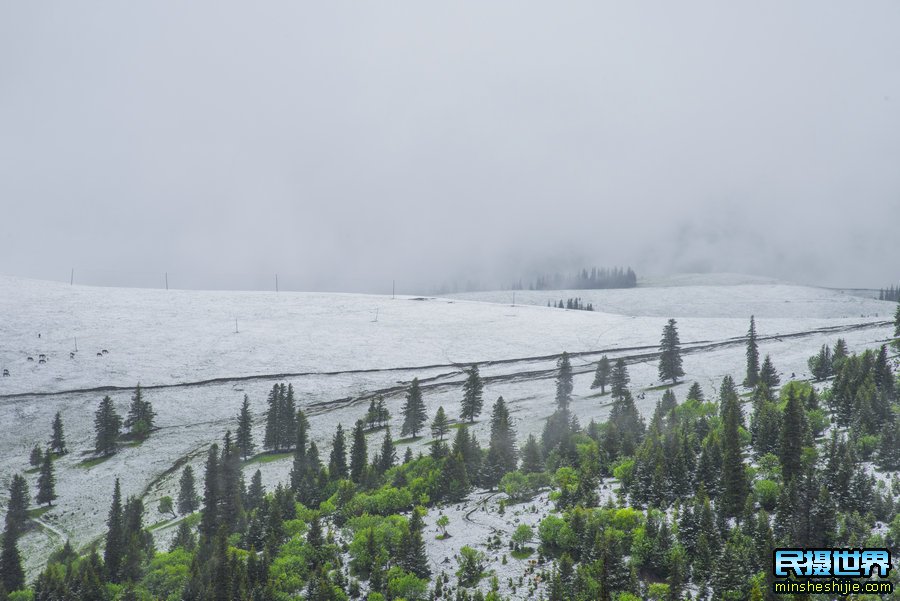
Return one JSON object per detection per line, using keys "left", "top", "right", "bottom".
{"left": 27, "top": 357, "right": 33, "bottom": 362}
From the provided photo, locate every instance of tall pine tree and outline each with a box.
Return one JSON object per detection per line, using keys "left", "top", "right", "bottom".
{"left": 658, "top": 319, "right": 685, "bottom": 384}
{"left": 328, "top": 424, "right": 348, "bottom": 480}
{"left": 50, "top": 411, "right": 67, "bottom": 455}
{"left": 104, "top": 479, "right": 124, "bottom": 583}
{"left": 759, "top": 355, "right": 780, "bottom": 389}
{"left": 460, "top": 365, "right": 484, "bottom": 423}
{"left": 431, "top": 406, "right": 450, "bottom": 441}
{"left": 349, "top": 420, "right": 368, "bottom": 484}
{"left": 94, "top": 396, "right": 122, "bottom": 456}
{"left": 401, "top": 378, "right": 427, "bottom": 438}
{"left": 744, "top": 316, "right": 760, "bottom": 387}
{"left": 720, "top": 390, "right": 748, "bottom": 518}
{"left": 483, "top": 396, "right": 518, "bottom": 487}
{"left": 199, "top": 444, "right": 220, "bottom": 539}
{"left": 235, "top": 394, "right": 255, "bottom": 459}
{"left": 591, "top": 355, "right": 611, "bottom": 394}
{"left": 36, "top": 449, "right": 56, "bottom": 506}
{"left": 610, "top": 359, "right": 630, "bottom": 399}
{"left": 124, "top": 383, "right": 155, "bottom": 439}
{"left": 177, "top": 466, "right": 199, "bottom": 514}
{"left": 556, "top": 352, "right": 574, "bottom": 410}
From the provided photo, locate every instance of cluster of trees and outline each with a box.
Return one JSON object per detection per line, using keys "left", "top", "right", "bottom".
{"left": 515, "top": 266, "right": 638, "bottom": 291}
{"left": 94, "top": 385, "right": 157, "bottom": 457}
{"left": 546, "top": 298, "right": 594, "bottom": 311}
{"left": 878, "top": 285, "right": 900, "bottom": 302}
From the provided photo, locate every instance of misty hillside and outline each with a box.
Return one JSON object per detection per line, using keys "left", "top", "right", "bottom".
{"left": 1, "top": 274, "right": 896, "bottom": 593}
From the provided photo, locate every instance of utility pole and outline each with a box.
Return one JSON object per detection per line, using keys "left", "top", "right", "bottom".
{"left": 165, "top": 272, "right": 168, "bottom": 290}
{"left": 74, "top": 337, "right": 78, "bottom": 352}
{"left": 235, "top": 318, "right": 239, "bottom": 334}
{"left": 392, "top": 280, "right": 395, "bottom": 300}
{"left": 275, "top": 274, "right": 279, "bottom": 293}
{"left": 70, "top": 268, "right": 74, "bottom": 285}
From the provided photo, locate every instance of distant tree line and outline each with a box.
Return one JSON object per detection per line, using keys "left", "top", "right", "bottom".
{"left": 514, "top": 266, "right": 637, "bottom": 290}
{"left": 879, "top": 285, "right": 900, "bottom": 302}
{"left": 546, "top": 297, "right": 594, "bottom": 311}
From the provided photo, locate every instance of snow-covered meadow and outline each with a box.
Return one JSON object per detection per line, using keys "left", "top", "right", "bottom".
{"left": 0, "top": 274, "right": 896, "bottom": 584}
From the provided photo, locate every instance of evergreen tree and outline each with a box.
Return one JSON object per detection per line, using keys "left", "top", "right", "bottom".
{"left": 50, "top": 411, "right": 67, "bottom": 455}
{"left": 658, "top": 319, "right": 685, "bottom": 384}
{"left": 0, "top": 527, "right": 23, "bottom": 594}
{"left": 719, "top": 375, "right": 741, "bottom": 423}
{"left": 808, "top": 344, "right": 834, "bottom": 381}
{"left": 376, "top": 397, "right": 390, "bottom": 428}
{"left": 378, "top": 427, "right": 397, "bottom": 474}
{"left": 328, "top": 424, "right": 348, "bottom": 480}
{"left": 220, "top": 431, "right": 244, "bottom": 533}
{"left": 199, "top": 444, "right": 220, "bottom": 539}
{"left": 484, "top": 397, "right": 517, "bottom": 487}
{"left": 4, "top": 475, "right": 29, "bottom": 541}
{"left": 170, "top": 520, "right": 197, "bottom": 552}
{"left": 657, "top": 389, "right": 678, "bottom": 417}
{"left": 874, "top": 344, "right": 895, "bottom": 400}
{"left": 247, "top": 469, "right": 265, "bottom": 512}
{"left": 720, "top": 392, "right": 748, "bottom": 518}
{"left": 460, "top": 365, "right": 484, "bottom": 423}
{"left": 236, "top": 394, "right": 255, "bottom": 459}
{"left": 29, "top": 444, "right": 42, "bottom": 468}
{"left": 36, "top": 449, "right": 56, "bottom": 507}
{"left": 556, "top": 352, "right": 574, "bottom": 410}
{"left": 878, "top": 414, "right": 900, "bottom": 471}
{"left": 105, "top": 479, "right": 124, "bottom": 582}
{"left": 608, "top": 391, "right": 645, "bottom": 457}
{"left": 400, "top": 507, "right": 431, "bottom": 579}
{"left": 895, "top": 304, "right": 900, "bottom": 349}
{"left": 832, "top": 338, "right": 849, "bottom": 366}
{"left": 744, "top": 316, "right": 760, "bottom": 387}
{"left": 263, "top": 384, "right": 281, "bottom": 452}
{"left": 610, "top": 359, "right": 630, "bottom": 398}
{"left": 177, "top": 466, "right": 199, "bottom": 514}
{"left": 520, "top": 434, "right": 544, "bottom": 474}
{"left": 94, "top": 395, "right": 122, "bottom": 456}
{"left": 779, "top": 387, "right": 807, "bottom": 484}
{"left": 279, "top": 384, "right": 297, "bottom": 451}
{"left": 759, "top": 355, "right": 780, "bottom": 389}
{"left": 431, "top": 406, "right": 450, "bottom": 441}
{"left": 442, "top": 452, "right": 470, "bottom": 502}
{"left": 591, "top": 355, "right": 611, "bottom": 394}
{"left": 349, "top": 420, "right": 368, "bottom": 484}
{"left": 124, "top": 383, "right": 155, "bottom": 439}
{"left": 401, "top": 378, "right": 427, "bottom": 438}
{"left": 686, "top": 381, "right": 705, "bottom": 402}
{"left": 365, "top": 398, "right": 379, "bottom": 429}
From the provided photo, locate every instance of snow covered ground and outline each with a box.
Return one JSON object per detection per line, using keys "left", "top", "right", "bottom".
{"left": 0, "top": 274, "right": 896, "bottom": 581}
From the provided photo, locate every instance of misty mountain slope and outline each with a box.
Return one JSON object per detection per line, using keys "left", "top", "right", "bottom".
{"left": 0, "top": 275, "right": 895, "bottom": 577}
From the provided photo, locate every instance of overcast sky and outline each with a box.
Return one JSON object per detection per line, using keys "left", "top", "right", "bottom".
{"left": 1, "top": 1, "right": 898, "bottom": 292}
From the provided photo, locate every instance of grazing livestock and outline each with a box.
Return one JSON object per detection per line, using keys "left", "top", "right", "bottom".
{"left": 101, "top": 349, "right": 109, "bottom": 355}
{"left": 27, "top": 356, "right": 33, "bottom": 362}
{"left": 97, "top": 352, "right": 102, "bottom": 357}
{"left": 2, "top": 369, "right": 9, "bottom": 377}
{"left": 38, "top": 358, "right": 46, "bottom": 364}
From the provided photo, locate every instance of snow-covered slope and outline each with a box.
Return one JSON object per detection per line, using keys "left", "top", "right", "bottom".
{"left": 0, "top": 275, "right": 895, "bottom": 577}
